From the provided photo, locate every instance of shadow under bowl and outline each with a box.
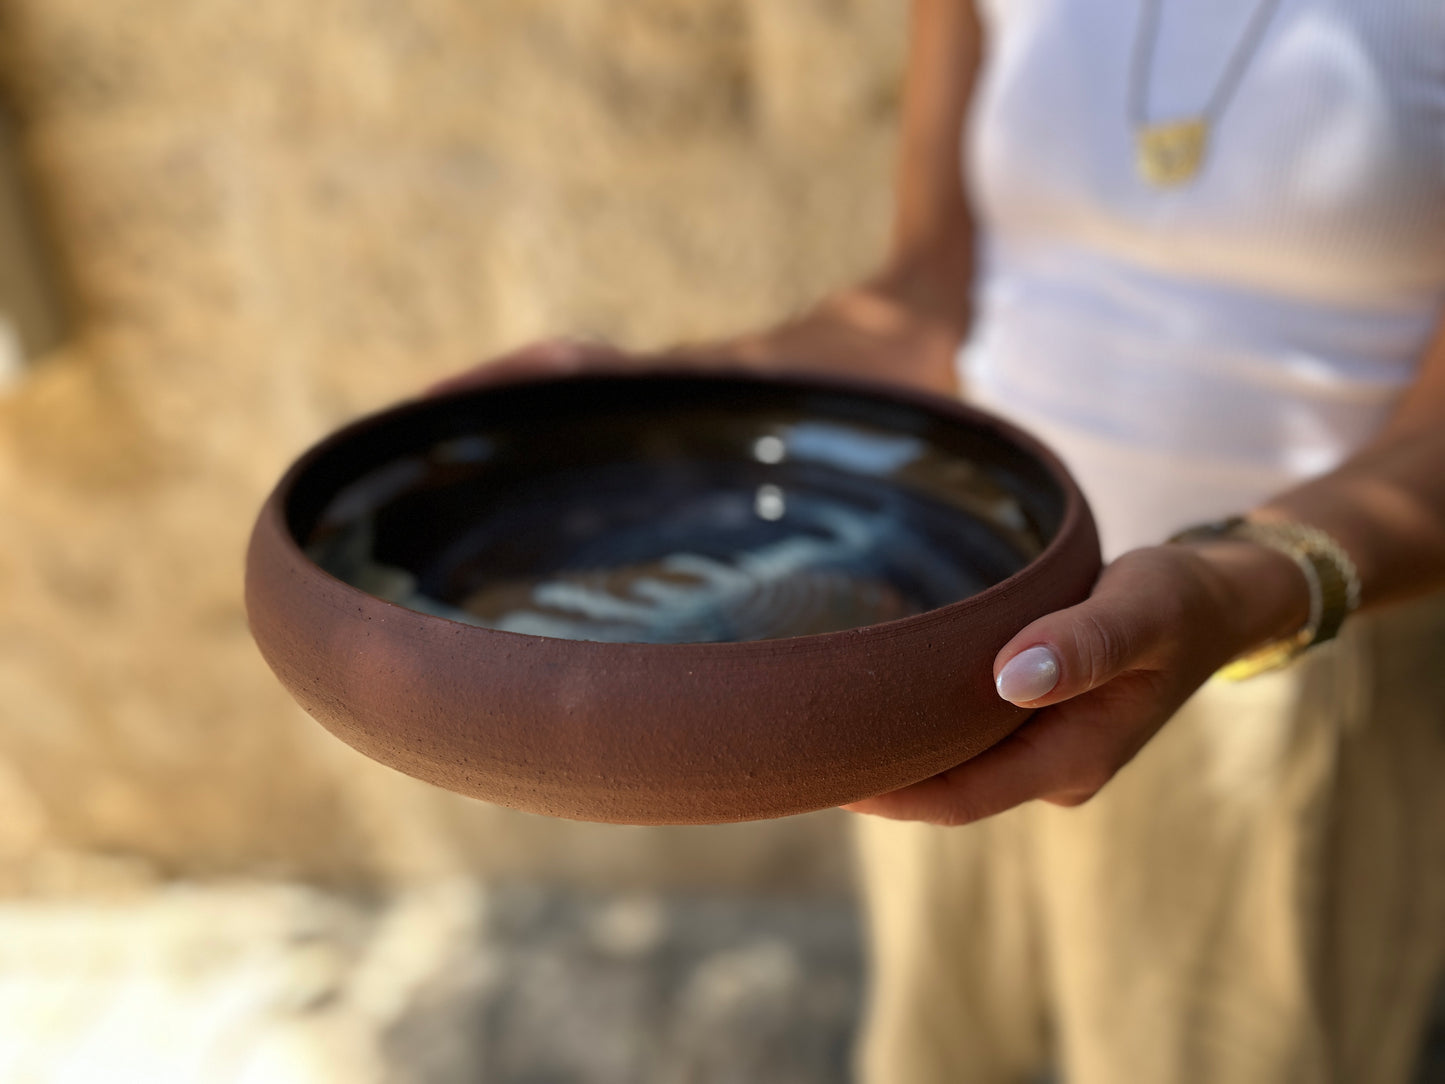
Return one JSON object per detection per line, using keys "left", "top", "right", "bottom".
{"left": 245, "top": 368, "right": 1101, "bottom": 824}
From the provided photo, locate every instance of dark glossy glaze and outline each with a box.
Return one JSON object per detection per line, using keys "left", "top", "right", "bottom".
{"left": 304, "top": 384, "right": 1048, "bottom": 645}
{"left": 246, "top": 368, "right": 1101, "bottom": 824}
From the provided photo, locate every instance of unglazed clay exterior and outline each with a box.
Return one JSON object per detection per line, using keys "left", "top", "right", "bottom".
{"left": 245, "top": 370, "right": 1101, "bottom": 824}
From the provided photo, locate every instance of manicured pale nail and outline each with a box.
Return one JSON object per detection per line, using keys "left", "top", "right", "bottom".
{"left": 995, "top": 645, "right": 1061, "bottom": 704}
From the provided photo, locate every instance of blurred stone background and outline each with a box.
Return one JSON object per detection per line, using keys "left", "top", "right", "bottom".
{"left": 0, "top": 2, "right": 906, "bottom": 1079}
{"left": 0, "top": 0, "right": 905, "bottom": 894}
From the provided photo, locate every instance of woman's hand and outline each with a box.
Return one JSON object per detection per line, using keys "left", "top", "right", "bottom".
{"left": 845, "top": 307, "right": 1445, "bottom": 828}
{"left": 673, "top": 277, "right": 967, "bottom": 396}
{"left": 845, "top": 540, "right": 1313, "bottom": 825}
{"left": 425, "top": 273, "right": 968, "bottom": 399}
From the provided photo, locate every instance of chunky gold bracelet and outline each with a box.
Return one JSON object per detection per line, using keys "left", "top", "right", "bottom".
{"left": 1167, "top": 516, "right": 1361, "bottom": 681}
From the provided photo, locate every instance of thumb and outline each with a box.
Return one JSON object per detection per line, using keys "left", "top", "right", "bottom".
{"left": 992, "top": 551, "right": 1190, "bottom": 708}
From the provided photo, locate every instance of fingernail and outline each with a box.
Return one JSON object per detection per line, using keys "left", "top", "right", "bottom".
{"left": 995, "top": 645, "right": 1060, "bottom": 704}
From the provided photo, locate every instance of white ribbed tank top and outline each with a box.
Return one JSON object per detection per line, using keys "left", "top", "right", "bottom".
{"left": 960, "top": 0, "right": 1445, "bottom": 558}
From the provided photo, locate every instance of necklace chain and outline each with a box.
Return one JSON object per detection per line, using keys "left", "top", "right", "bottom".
{"left": 1129, "top": 0, "right": 1282, "bottom": 186}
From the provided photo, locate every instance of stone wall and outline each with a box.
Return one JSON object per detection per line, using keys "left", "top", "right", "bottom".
{"left": 0, "top": 0, "right": 905, "bottom": 894}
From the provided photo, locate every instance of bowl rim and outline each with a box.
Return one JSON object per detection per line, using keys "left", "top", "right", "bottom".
{"left": 256, "top": 364, "right": 1098, "bottom": 660}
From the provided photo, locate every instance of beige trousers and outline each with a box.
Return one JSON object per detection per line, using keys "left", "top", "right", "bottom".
{"left": 856, "top": 594, "right": 1445, "bottom": 1084}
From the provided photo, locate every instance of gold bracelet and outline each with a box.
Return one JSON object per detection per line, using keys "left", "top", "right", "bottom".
{"left": 1167, "top": 516, "right": 1361, "bottom": 681}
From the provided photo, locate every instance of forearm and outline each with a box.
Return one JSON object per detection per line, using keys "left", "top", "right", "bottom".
{"left": 877, "top": 0, "right": 982, "bottom": 336}
{"left": 1259, "top": 425, "right": 1445, "bottom": 611}
{"left": 700, "top": 2, "right": 983, "bottom": 395}
{"left": 1168, "top": 423, "right": 1445, "bottom": 669}
{"left": 1178, "top": 317, "right": 1445, "bottom": 665}
{"left": 1254, "top": 318, "right": 1445, "bottom": 611}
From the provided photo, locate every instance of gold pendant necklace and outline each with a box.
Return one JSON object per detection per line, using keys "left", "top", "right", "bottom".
{"left": 1136, "top": 118, "right": 1208, "bottom": 187}
{"left": 1129, "top": 0, "right": 1281, "bottom": 188}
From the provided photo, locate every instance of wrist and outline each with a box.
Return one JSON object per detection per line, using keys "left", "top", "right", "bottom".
{"left": 864, "top": 257, "right": 972, "bottom": 341}
{"left": 1170, "top": 515, "right": 1362, "bottom": 679}
{"left": 1176, "top": 539, "right": 1315, "bottom": 656}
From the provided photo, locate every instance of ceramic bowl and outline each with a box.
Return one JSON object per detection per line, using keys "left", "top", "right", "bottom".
{"left": 245, "top": 368, "right": 1100, "bottom": 824}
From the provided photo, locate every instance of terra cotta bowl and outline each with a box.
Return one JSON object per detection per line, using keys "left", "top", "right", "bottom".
{"left": 245, "top": 368, "right": 1100, "bottom": 824}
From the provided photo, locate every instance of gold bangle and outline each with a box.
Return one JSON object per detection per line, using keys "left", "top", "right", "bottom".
{"left": 1167, "top": 516, "right": 1361, "bottom": 681}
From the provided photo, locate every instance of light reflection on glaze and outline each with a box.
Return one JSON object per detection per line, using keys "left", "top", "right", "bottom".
{"left": 782, "top": 422, "right": 924, "bottom": 475}
{"left": 753, "top": 484, "right": 786, "bottom": 521}
{"left": 752, "top": 434, "right": 786, "bottom": 464}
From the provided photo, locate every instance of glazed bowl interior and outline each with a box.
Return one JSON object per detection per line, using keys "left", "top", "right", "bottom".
{"left": 289, "top": 372, "right": 1069, "bottom": 645}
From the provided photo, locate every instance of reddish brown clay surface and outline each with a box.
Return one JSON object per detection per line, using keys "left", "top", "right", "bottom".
{"left": 245, "top": 373, "right": 1101, "bottom": 824}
